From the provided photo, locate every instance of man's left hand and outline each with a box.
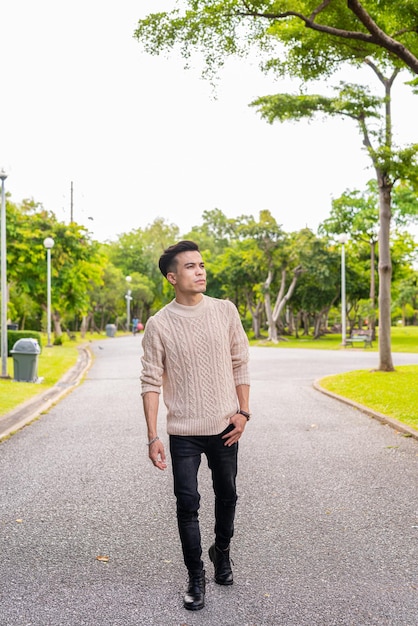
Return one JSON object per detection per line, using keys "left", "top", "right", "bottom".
{"left": 222, "top": 413, "right": 248, "bottom": 446}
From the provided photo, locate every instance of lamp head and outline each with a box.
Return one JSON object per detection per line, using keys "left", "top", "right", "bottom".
{"left": 43, "top": 237, "right": 55, "bottom": 249}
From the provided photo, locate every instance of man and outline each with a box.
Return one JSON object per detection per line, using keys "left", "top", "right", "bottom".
{"left": 140, "top": 240, "right": 250, "bottom": 611}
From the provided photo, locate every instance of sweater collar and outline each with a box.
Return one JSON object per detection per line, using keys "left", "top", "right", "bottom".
{"left": 167, "top": 295, "right": 207, "bottom": 317}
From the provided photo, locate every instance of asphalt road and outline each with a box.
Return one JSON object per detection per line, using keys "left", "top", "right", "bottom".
{"left": 0, "top": 337, "right": 417, "bottom": 626}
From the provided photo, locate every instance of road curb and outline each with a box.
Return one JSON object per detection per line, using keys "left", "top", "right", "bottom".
{"left": 313, "top": 379, "right": 418, "bottom": 441}
{"left": 0, "top": 344, "right": 93, "bottom": 441}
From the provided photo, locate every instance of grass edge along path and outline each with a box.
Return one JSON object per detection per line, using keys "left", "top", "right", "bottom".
{"left": 318, "top": 365, "right": 418, "bottom": 433}
{"left": 0, "top": 332, "right": 110, "bottom": 418}
{"left": 0, "top": 343, "right": 80, "bottom": 417}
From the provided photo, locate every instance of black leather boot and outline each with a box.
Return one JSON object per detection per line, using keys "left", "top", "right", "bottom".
{"left": 183, "top": 570, "right": 205, "bottom": 611}
{"left": 208, "top": 544, "right": 233, "bottom": 585}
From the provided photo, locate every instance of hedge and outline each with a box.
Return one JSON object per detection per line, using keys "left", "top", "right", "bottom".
{"left": 7, "top": 330, "right": 43, "bottom": 356}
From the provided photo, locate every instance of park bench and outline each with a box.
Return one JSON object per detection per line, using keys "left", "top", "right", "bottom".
{"left": 345, "top": 330, "right": 373, "bottom": 348}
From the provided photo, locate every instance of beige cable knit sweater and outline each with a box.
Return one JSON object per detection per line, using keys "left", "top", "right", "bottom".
{"left": 140, "top": 295, "right": 250, "bottom": 436}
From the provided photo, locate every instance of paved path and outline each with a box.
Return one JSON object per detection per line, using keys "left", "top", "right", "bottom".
{"left": 0, "top": 337, "right": 417, "bottom": 626}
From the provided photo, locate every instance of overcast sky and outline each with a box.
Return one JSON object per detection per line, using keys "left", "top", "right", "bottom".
{"left": 1, "top": 0, "right": 416, "bottom": 243}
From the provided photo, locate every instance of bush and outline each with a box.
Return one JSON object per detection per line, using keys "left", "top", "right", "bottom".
{"left": 7, "top": 330, "right": 43, "bottom": 355}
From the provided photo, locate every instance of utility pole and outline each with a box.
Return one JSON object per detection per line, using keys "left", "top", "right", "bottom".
{"left": 70, "top": 181, "right": 74, "bottom": 222}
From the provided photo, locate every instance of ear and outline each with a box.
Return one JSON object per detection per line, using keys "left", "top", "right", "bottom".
{"left": 167, "top": 272, "right": 176, "bottom": 286}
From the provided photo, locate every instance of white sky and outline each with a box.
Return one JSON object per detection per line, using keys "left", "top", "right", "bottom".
{"left": 0, "top": 0, "right": 416, "bottom": 243}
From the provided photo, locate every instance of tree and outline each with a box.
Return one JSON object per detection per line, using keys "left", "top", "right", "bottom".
{"left": 6, "top": 199, "right": 105, "bottom": 337}
{"left": 320, "top": 179, "right": 418, "bottom": 338}
{"left": 288, "top": 229, "right": 341, "bottom": 338}
{"left": 48, "top": 221, "right": 104, "bottom": 337}
{"left": 135, "top": 2, "right": 418, "bottom": 76}
{"left": 251, "top": 69, "right": 418, "bottom": 370}
{"left": 186, "top": 208, "right": 237, "bottom": 256}
{"left": 107, "top": 217, "right": 180, "bottom": 314}
{"left": 320, "top": 183, "right": 380, "bottom": 336}
{"left": 393, "top": 272, "right": 418, "bottom": 326}
{"left": 236, "top": 210, "right": 303, "bottom": 342}
{"left": 127, "top": 272, "right": 156, "bottom": 323}
{"left": 210, "top": 238, "right": 268, "bottom": 337}
{"left": 135, "top": 1, "right": 418, "bottom": 369}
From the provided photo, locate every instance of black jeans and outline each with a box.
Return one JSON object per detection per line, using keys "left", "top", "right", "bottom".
{"left": 169, "top": 425, "right": 238, "bottom": 575}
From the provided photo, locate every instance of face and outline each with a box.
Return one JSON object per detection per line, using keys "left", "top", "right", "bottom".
{"left": 167, "top": 250, "right": 207, "bottom": 296}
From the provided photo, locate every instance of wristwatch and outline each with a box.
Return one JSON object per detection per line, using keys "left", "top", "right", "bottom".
{"left": 237, "top": 409, "right": 251, "bottom": 421}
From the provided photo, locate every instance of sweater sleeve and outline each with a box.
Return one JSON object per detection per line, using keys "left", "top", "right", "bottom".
{"left": 228, "top": 302, "right": 250, "bottom": 387}
{"left": 140, "top": 316, "right": 164, "bottom": 395}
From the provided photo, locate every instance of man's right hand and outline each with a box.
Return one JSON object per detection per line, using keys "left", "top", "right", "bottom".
{"left": 149, "top": 439, "right": 167, "bottom": 470}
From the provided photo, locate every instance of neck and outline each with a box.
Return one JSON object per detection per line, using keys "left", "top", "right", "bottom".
{"left": 175, "top": 293, "right": 204, "bottom": 307}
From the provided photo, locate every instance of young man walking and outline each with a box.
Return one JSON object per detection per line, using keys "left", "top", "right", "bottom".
{"left": 140, "top": 240, "right": 250, "bottom": 611}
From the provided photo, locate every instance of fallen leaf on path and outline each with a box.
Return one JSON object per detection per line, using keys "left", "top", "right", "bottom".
{"left": 96, "top": 555, "right": 110, "bottom": 562}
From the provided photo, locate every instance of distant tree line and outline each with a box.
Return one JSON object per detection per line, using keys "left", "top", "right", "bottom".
{"left": 3, "top": 196, "right": 418, "bottom": 346}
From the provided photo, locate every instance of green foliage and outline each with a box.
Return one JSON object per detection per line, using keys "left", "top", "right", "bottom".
{"left": 4, "top": 189, "right": 418, "bottom": 343}
{"left": 135, "top": 1, "right": 418, "bottom": 78}
{"left": 7, "top": 330, "right": 42, "bottom": 356}
{"left": 319, "top": 178, "right": 418, "bottom": 243}
{"left": 0, "top": 342, "right": 81, "bottom": 417}
{"left": 291, "top": 230, "right": 341, "bottom": 313}
{"left": 106, "top": 217, "right": 180, "bottom": 313}
{"left": 185, "top": 208, "right": 237, "bottom": 255}
{"left": 320, "top": 181, "right": 379, "bottom": 242}
{"left": 6, "top": 198, "right": 105, "bottom": 330}
{"left": 250, "top": 84, "right": 383, "bottom": 124}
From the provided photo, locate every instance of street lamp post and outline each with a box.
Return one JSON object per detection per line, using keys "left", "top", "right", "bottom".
{"left": 125, "top": 275, "right": 132, "bottom": 332}
{"left": 339, "top": 234, "right": 349, "bottom": 346}
{"left": 0, "top": 168, "right": 9, "bottom": 378}
{"left": 43, "top": 237, "right": 55, "bottom": 347}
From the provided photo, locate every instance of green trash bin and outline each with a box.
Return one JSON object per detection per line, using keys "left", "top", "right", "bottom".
{"left": 11, "top": 338, "right": 41, "bottom": 382}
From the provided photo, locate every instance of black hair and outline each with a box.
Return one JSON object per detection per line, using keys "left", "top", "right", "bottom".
{"left": 158, "top": 240, "right": 200, "bottom": 278}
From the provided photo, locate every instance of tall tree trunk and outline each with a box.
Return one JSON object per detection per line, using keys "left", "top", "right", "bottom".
{"left": 272, "top": 266, "right": 303, "bottom": 327}
{"left": 264, "top": 290, "right": 278, "bottom": 342}
{"left": 264, "top": 266, "right": 303, "bottom": 342}
{"left": 263, "top": 270, "right": 278, "bottom": 342}
{"left": 246, "top": 294, "right": 263, "bottom": 338}
{"left": 362, "top": 62, "right": 398, "bottom": 371}
{"left": 52, "top": 311, "right": 63, "bottom": 338}
{"left": 302, "top": 311, "right": 310, "bottom": 335}
{"left": 80, "top": 313, "right": 92, "bottom": 339}
{"left": 287, "top": 309, "right": 295, "bottom": 335}
{"left": 377, "top": 181, "right": 394, "bottom": 371}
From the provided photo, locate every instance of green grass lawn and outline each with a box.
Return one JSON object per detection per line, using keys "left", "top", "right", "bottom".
{"left": 0, "top": 342, "right": 80, "bottom": 417}
{"left": 250, "top": 325, "right": 418, "bottom": 352}
{"left": 319, "top": 366, "right": 418, "bottom": 431}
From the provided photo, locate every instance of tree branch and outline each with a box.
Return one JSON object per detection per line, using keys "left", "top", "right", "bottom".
{"left": 236, "top": 1, "right": 418, "bottom": 74}
{"left": 309, "top": 1, "right": 333, "bottom": 22}
{"left": 347, "top": 0, "right": 418, "bottom": 73}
